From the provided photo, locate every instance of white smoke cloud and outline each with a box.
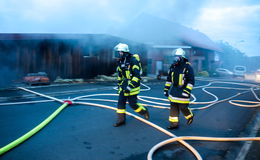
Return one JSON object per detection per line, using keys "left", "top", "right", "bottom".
{"left": 0, "top": 0, "right": 259, "bottom": 56}
{"left": 0, "top": 0, "right": 203, "bottom": 33}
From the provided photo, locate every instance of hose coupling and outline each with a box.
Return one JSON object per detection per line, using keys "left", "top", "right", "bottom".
{"left": 63, "top": 100, "right": 73, "bottom": 105}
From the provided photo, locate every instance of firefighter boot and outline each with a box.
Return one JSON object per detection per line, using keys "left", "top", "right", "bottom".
{"left": 167, "top": 122, "right": 179, "bottom": 130}
{"left": 139, "top": 107, "right": 150, "bottom": 120}
{"left": 187, "top": 115, "right": 194, "bottom": 125}
{"left": 113, "top": 113, "right": 126, "bottom": 127}
{"left": 185, "top": 111, "right": 194, "bottom": 125}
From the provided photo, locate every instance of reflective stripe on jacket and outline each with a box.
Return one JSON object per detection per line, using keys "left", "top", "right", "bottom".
{"left": 117, "top": 54, "right": 142, "bottom": 96}
{"left": 164, "top": 62, "right": 195, "bottom": 103}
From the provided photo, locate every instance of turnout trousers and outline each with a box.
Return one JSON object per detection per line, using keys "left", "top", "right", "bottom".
{"left": 114, "top": 92, "right": 149, "bottom": 127}
{"left": 168, "top": 102, "right": 193, "bottom": 128}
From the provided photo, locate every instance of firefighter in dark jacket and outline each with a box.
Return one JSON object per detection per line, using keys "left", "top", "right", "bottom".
{"left": 164, "top": 48, "right": 195, "bottom": 129}
{"left": 113, "top": 43, "right": 149, "bottom": 127}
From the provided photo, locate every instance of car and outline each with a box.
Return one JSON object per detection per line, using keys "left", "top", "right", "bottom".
{"left": 215, "top": 68, "right": 234, "bottom": 77}
{"left": 255, "top": 69, "right": 260, "bottom": 81}
{"left": 23, "top": 72, "right": 50, "bottom": 85}
{"left": 233, "top": 65, "right": 246, "bottom": 78}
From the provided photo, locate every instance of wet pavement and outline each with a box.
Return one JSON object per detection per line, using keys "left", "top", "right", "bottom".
{"left": 0, "top": 78, "right": 259, "bottom": 160}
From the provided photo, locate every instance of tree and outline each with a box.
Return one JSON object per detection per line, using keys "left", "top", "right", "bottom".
{"left": 216, "top": 41, "right": 247, "bottom": 70}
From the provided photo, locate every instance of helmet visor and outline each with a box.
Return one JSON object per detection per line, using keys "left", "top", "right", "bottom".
{"left": 113, "top": 51, "right": 126, "bottom": 59}
{"left": 114, "top": 51, "right": 121, "bottom": 59}
{"left": 173, "top": 56, "right": 181, "bottom": 65}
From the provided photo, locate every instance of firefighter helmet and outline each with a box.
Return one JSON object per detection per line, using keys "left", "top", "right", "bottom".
{"left": 114, "top": 43, "right": 130, "bottom": 52}
{"left": 172, "top": 48, "right": 186, "bottom": 65}
{"left": 114, "top": 43, "right": 130, "bottom": 59}
{"left": 174, "top": 48, "right": 185, "bottom": 57}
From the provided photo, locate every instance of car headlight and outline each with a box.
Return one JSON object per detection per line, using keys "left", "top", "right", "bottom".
{"left": 256, "top": 74, "right": 260, "bottom": 80}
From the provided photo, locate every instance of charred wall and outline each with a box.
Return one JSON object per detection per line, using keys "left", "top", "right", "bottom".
{"left": 0, "top": 34, "right": 147, "bottom": 88}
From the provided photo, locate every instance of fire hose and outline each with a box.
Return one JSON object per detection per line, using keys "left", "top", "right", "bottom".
{"left": 0, "top": 80, "right": 259, "bottom": 160}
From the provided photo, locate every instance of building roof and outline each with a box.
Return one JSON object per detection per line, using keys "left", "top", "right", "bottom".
{"left": 0, "top": 33, "right": 108, "bottom": 40}
{"left": 117, "top": 13, "right": 222, "bottom": 52}
{"left": 0, "top": 33, "right": 145, "bottom": 47}
{"left": 152, "top": 45, "right": 191, "bottom": 49}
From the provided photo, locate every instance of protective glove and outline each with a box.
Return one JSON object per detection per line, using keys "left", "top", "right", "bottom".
{"left": 164, "top": 90, "right": 169, "bottom": 97}
{"left": 117, "top": 86, "right": 121, "bottom": 94}
{"left": 124, "top": 86, "right": 131, "bottom": 93}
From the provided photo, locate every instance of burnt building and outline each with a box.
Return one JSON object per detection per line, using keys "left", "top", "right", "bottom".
{"left": 0, "top": 34, "right": 147, "bottom": 84}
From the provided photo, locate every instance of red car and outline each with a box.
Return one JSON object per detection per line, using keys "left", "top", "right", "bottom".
{"left": 23, "top": 72, "right": 50, "bottom": 85}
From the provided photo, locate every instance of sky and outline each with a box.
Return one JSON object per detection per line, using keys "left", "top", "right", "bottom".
{"left": 0, "top": 0, "right": 259, "bottom": 56}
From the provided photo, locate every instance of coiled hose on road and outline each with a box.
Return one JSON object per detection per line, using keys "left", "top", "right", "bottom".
{"left": 0, "top": 79, "right": 259, "bottom": 160}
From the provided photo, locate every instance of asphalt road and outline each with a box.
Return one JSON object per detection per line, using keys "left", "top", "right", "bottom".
{"left": 0, "top": 78, "right": 259, "bottom": 160}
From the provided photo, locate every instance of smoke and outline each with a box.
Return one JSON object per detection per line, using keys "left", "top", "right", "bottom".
{"left": 0, "top": 44, "right": 19, "bottom": 89}
{"left": 0, "top": 0, "right": 259, "bottom": 55}
{"left": 0, "top": 33, "right": 149, "bottom": 87}
{"left": 141, "top": 0, "right": 207, "bottom": 27}
{"left": 0, "top": 0, "right": 207, "bottom": 33}
{"left": 0, "top": 67, "right": 18, "bottom": 89}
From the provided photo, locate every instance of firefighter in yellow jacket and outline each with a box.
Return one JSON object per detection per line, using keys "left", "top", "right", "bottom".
{"left": 164, "top": 48, "right": 195, "bottom": 129}
{"left": 113, "top": 43, "right": 149, "bottom": 127}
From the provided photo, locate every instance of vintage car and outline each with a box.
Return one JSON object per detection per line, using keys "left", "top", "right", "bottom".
{"left": 23, "top": 72, "right": 50, "bottom": 85}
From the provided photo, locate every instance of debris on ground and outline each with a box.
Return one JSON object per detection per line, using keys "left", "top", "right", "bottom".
{"left": 94, "top": 75, "right": 117, "bottom": 82}
{"left": 54, "top": 76, "right": 84, "bottom": 83}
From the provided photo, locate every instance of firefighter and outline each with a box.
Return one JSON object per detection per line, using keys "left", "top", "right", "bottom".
{"left": 164, "top": 48, "right": 195, "bottom": 129}
{"left": 113, "top": 43, "right": 149, "bottom": 127}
